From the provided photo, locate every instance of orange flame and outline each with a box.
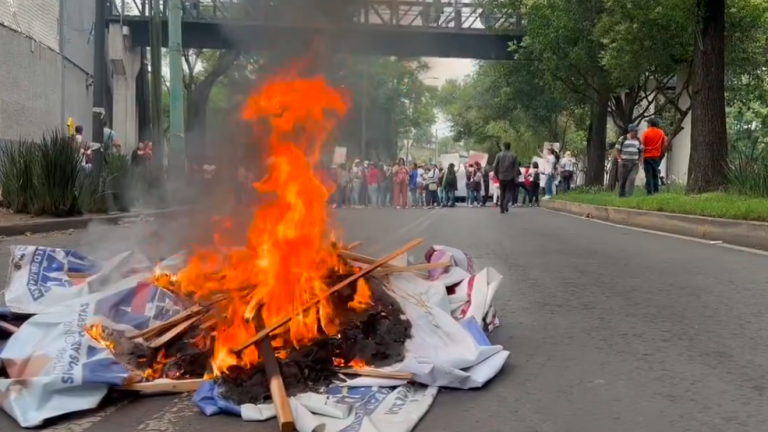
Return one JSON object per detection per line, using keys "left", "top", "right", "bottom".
{"left": 165, "top": 63, "right": 349, "bottom": 376}
{"left": 85, "top": 324, "right": 115, "bottom": 352}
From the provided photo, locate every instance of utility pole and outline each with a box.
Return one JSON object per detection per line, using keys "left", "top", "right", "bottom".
{"left": 434, "top": 127, "right": 439, "bottom": 163}
{"left": 149, "top": 0, "right": 164, "bottom": 170}
{"left": 361, "top": 60, "right": 368, "bottom": 160}
{"left": 168, "top": 0, "right": 185, "bottom": 175}
{"left": 91, "top": 0, "right": 106, "bottom": 173}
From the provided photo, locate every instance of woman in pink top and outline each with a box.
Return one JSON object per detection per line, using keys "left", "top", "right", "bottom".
{"left": 392, "top": 158, "right": 410, "bottom": 209}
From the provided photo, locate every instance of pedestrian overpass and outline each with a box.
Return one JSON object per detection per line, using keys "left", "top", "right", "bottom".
{"left": 109, "top": 0, "right": 524, "bottom": 60}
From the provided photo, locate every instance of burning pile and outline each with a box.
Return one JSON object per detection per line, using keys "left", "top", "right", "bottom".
{"left": 84, "top": 64, "right": 436, "bottom": 413}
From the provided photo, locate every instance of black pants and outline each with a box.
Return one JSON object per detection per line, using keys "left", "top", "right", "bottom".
{"left": 518, "top": 182, "right": 530, "bottom": 204}
{"left": 482, "top": 179, "right": 490, "bottom": 206}
{"left": 530, "top": 182, "right": 540, "bottom": 205}
{"left": 511, "top": 182, "right": 520, "bottom": 206}
{"left": 643, "top": 157, "right": 661, "bottom": 195}
{"left": 498, "top": 179, "right": 515, "bottom": 212}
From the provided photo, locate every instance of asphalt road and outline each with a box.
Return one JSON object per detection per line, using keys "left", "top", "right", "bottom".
{"left": 2, "top": 207, "right": 768, "bottom": 432}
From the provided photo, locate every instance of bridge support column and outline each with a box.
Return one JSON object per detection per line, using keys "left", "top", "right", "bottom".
{"left": 109, "top": 23, "right": 141, "bottom": 153}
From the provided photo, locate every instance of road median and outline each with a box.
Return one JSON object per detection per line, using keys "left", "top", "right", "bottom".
{"left": 0, "top": 207, "right": 189, "bottom": 238}
{"left": 542, "top": 199, "right": 768, "bottom": 251}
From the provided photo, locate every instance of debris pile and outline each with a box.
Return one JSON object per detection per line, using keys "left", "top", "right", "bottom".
{"left": 1, "top": 60, "right": 507, "bottom": 432}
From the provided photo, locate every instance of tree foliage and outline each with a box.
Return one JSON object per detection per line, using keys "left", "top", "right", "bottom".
{"left": 436, "top": 60, "right": 586, "bottom": 163}
{"left": 471, "top": 0, "right": 768, "bottom": 190}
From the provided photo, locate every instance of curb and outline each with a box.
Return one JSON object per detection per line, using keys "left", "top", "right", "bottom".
{"left": 0, "top": 207, "right": 189, "bottom": 238}
{"left": 542, "top": 200, "right": 768, "bottom": 251}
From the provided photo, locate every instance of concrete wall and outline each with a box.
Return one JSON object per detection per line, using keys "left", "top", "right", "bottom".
{"left": 0, "top": 0, "right": 94, "bottom": 141}
{"left": 660, "top": 66, "right": 692, "bottom": 184}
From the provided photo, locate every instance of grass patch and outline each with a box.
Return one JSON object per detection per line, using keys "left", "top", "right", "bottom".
{"left": 555, "top": 188, "right": 768, "bottom": 222}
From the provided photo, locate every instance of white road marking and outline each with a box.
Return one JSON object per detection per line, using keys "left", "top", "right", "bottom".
{"left": 543, "top": 208, "right": 768, "bottom": 256}
{"left": 135, "top": 396, "right": 198, "bottom": 432}
{"left": 40, "top": 399, "right": 132, "bottom": 432}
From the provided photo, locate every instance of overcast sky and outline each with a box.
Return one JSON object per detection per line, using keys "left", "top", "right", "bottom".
{"left": 423, "top": 58, "right": 474, "bottom": 138}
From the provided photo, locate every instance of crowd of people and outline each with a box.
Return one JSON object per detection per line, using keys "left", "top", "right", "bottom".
{"left": 329, "top": 142, "right": 580, "bottom": 212}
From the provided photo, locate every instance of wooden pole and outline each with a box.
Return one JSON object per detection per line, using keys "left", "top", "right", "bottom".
{"left": 254, "top": 311, "right": 295, "bottom": 432}
{"left": 0, "top": 320, "right": 19, "bottom": 334}
{"left": 234, "top": 238, "right": 424, "bottom": 354}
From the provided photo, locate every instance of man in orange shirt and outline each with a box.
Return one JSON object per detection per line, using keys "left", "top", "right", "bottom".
{"left": 640, "top": 118, "right": 667, "bottom": 195}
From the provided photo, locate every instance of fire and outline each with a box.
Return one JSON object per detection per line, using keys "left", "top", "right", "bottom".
{"left": 162, "top": 63, "right": 350, "bottom": 376}
{"left": 85, "top": 324, "right": 115, "bottom": 353}
{"left": 349, "top": 279, "right": 372, "bottom": 312}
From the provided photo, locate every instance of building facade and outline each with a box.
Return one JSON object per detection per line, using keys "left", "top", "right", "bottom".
{"left": 0, "top": 0, "right": 95, "bottom": 141}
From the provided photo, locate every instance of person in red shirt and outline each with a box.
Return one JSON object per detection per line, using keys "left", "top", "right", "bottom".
{"left": 366, "top": 162, "right": 382, "bottom": 208}
{"left": 641, "top": 118, "right": 667, "bottom": 195}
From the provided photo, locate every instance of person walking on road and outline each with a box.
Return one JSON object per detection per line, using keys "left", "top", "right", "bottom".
{"left": 615, "top": 124, "right": 644, "bottom": 198}
{"left": 492, "top": 142, "right": 520, "bottom": 214}
{"left": 641, "top": 118, "right": 667, "bottom": 195}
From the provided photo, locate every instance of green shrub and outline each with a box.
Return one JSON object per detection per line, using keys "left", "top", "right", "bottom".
{"left": 0, "top": 129, "right": 107, "bottom": 217}
{"left": 35, "top": 130, "right": 83, "bottom": 216}
{"left": 728, "top": 138, "right": 768, "bottom": 197}
{"left": 0, "top": 139, "right": 39, "bottom": 213}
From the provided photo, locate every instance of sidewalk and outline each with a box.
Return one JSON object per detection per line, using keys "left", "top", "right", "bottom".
{"left": 542, "top": 199, "right": 768, "bottom": 251}
{"left": 0, "top": 207, "right": 189, "bottom": 238}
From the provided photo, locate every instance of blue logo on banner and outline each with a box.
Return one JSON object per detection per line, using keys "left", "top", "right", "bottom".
{"left": 92, "top": 281, "right": 182, "bottom": 331}
{"left": 325, "top": 386, "right": 394, "bottom": 432}
{"left": 26, "top": 247, "right": 103, "bottom": 302}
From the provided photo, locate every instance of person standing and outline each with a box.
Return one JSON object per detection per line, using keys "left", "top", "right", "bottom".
{"left": 542, "top": 147, "right": 557, "bottom": 199}
{"left": 350, "top": 160, "right": 363, "bottom": 208}
{"left": 481, "top": 162, "right": 491, "bottom": 206}
{"left": 366, "top": 162, "right": 381, "bottom": 207}
{"left": 615, "top": 125, "right": 644, "bottom": 197}
{"left": 425, "top": 165, "right": 440, "bottom": 208}
{"left": 558, "top": 151, "right": 576, "bottom": 192}
{"left": 393, "top": 158, "right": 409, "bottom": 209}
{"left": 409, "top": 163, "right": 420, "bottom": 207}
{"left": 492, "top": 142, "right": 520, "bottom": 213}
{"left": 528, "top": 162, "right": 541, "bottom": 206}
{"left": 442, "top": 163, "right": 458, "bottom": 207}
{"left": 641, "top": 118, "right": 667, "bottom": 195}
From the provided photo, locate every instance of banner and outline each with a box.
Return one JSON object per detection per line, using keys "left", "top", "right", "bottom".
{"left": 332, "top": 147, "right": 347, "bottom": 167}
{"left": 467, "top": 151, "right": 488, "bottom": 167}
{"left": 3, "top": 246, "right": 152, "bottom": 314}
{"left": 0, "top": 274, "right": 183, "bottom": 427}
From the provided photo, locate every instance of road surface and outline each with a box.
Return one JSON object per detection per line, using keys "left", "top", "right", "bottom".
{"left": 1, "top": 207, "right": 767, "bottom": 432}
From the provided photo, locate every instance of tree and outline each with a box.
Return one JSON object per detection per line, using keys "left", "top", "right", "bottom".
{"left": 436, "top": 60, "right": 587, "bottom": 163}
{"left": 686, "top": 0, "right": 727, "bottom": 193}
{"left": 181, "top": 49, "right": 240, "bottom": 165}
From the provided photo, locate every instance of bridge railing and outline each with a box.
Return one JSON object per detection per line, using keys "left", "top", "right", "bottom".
{"left": 108, "top": 0, "right": 523, "bottom": 33}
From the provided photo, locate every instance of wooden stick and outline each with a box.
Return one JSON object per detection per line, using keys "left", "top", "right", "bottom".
{"left": 344, "top": 241, "right": 362, "bottom": 251}
{"left": 254, "top": 311, "right": 295, "bottom": 432}
{"left": 336, "top": 368, "right": 414, "bottom": 381}
{"left": 234, "top": 238, "right": 424, "bottom": 354}
{"left": 117, "top": 378, "right": 204, "bottom": 394}
{"left": 147, "top": 315, "right": 201, "bottom": 349}
{"left": 127, "top": 305, "right": 204, "bottom": 341}
{"left": 128, "top": 296, "right": 224, "bottom": 341}
{"left": 374, "top": 261, "right": 451, "bottom": 275}
{"left": 0, "top": 320, "right": 19, "bottom": 334}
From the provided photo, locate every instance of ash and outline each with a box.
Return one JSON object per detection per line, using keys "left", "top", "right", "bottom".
{"left": 218, "top": 277, "right": 412, "bottom": 405}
